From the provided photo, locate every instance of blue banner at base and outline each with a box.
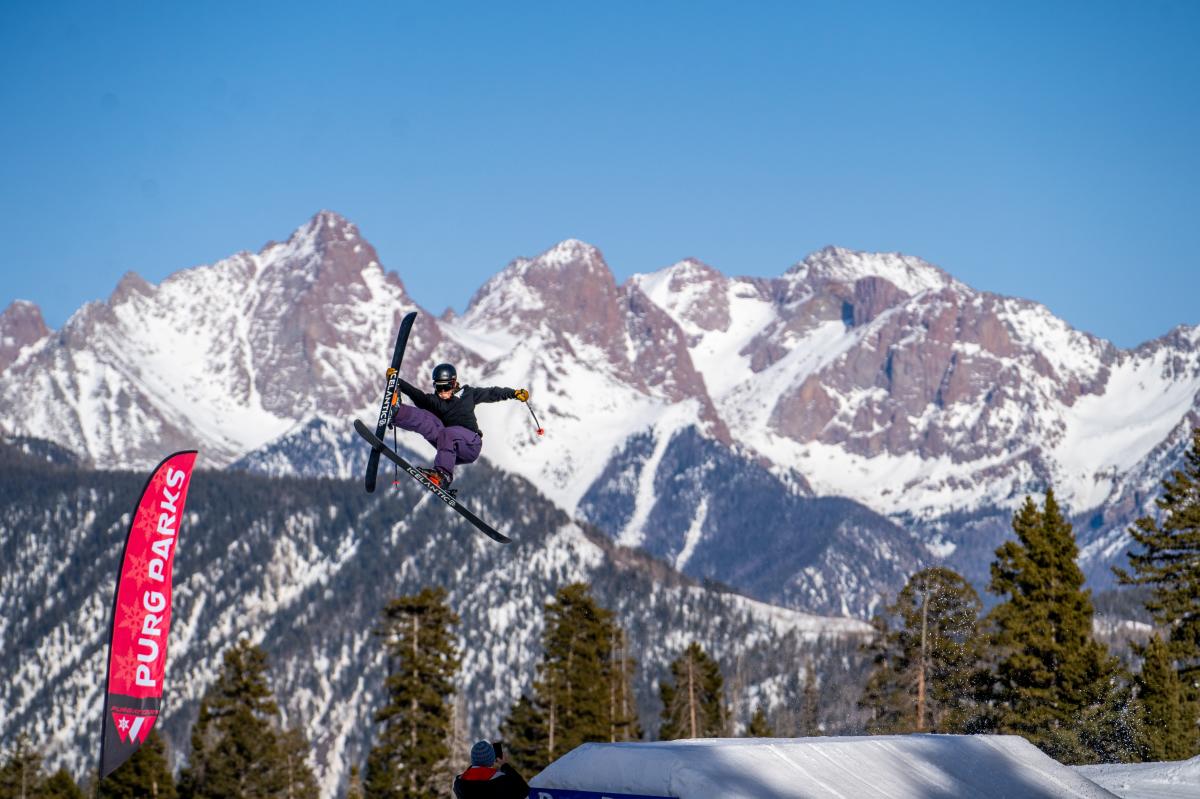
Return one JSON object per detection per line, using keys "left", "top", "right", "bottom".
{"left": 527, "top": 790, "right": 676, "bottom": 799}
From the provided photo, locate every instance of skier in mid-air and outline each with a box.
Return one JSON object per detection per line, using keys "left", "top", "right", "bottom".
{"left": 388, "top": 362, "right": 528, "bottom": 491}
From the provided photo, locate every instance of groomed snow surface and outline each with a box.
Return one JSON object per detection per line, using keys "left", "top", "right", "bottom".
{"left": 529, "top": 735, "right": 1199, "bottom": 799}
{"left": 1077, "top": 757, "right": 1200, "bottom": 799}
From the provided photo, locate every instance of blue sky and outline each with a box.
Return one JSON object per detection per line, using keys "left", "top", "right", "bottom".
{"left": 1, "top": 1, "right": 1197, "bottom": 347}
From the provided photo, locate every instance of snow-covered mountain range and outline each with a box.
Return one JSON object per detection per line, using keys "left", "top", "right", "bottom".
{"left": 3, "top": 210, "right": 1197, "bottom": 605}
{"left": 0, "top": 439, "right": 870, "bottom": 796}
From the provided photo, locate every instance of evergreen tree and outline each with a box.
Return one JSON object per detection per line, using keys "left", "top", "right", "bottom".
{"left": 745, "top": 706, "right": 774, "bottom": 738}
{"left": 98, "top": 729, "right": 176, "bottom": 799}
{"left": 859, "top": 567, "right": 984, "bottom": 734}
{"left": 498, "top": 583, "right": 630, "bottom": 773}
{"left": 364, "top": 586, "right": 460, "bottom": 799}
{"left": 277, "top": 728, "right": 319, "bottom": 799}
{"left": 499, "top": 695, "right": 546, "bottom": 777}
{"left": 608, "top": 626, "right": 641, "bottom": 743}
{"left": 988, "top": 492, "right": 1136, "bottom": 764}
{"left": 1117, "top": 427, "right": 1200, "bottom": 756}
{"left": 0, "top": 734, "right": 44, "bottom": 799}
{"left": 800, "top": 659, "right": 821, "bottom": 737}
{"left": 658, "top": 642, "right": 727, "bottom": 740}
{"left": 0, "top": 738, "right": 85, "bottom": 799}
{"left": 1137, "top": 634, "right": 1190, "bottom": 761}
{"left": 41, "top": 769, "right": 84, "bottom": 799}
{"left": 344, "top": 767, "right": 364, "bottom": 799}
{"left": 177, "top": 638, "right": 318, "bottom": 799}
{"left": 538, "top": 583, "right": 621, "bottom": 760}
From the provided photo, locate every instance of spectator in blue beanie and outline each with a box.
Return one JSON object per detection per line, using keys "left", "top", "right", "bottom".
{"left": 453, "top": 740, "right": 528, "bottom": 799}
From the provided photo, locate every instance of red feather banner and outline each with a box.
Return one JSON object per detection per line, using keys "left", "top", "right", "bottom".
{"left": 99, "top": 450, "right": 197, "bottom": 779}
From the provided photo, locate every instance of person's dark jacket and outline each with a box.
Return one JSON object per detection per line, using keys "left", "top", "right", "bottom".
{"left": 397, "top": 379, "right": 516, "bottom": 436}
{"left": 452, "top": 762, "right": 529, "bottom": 799}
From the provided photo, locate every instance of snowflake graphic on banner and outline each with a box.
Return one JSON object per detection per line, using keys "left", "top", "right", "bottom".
{"left": 115, "top": 608, "right": 140, "bottom": 640}
{"left": 132, "top": 508, "right": 159, "bottom": 541}
{"left": 123, "top": 551, "right": 155, "bottom": 591}
{"left": 113, "top": 651, "right": 143, "bottom": 689}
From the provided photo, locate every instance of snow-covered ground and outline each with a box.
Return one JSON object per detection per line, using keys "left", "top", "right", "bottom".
{"left": 530, "top": 736, "right": 1200, "bottom": 799}
{"left": 1076, "top": 756, "right": 1200, "bottom": 799}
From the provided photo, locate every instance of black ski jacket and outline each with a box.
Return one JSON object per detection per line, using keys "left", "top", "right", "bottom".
{"left": 397, "top": 379, "right": 516, "bottom": 436}
{"left": 452, "top": 763, "right": 529, "bottom": 799}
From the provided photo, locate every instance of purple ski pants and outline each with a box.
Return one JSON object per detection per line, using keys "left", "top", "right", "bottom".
{"left": 390, "top": 405, "right": 482, "bottom": 477}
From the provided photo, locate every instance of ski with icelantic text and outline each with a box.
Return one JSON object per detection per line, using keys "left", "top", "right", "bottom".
{"left": 364, "top": 311, "right": 418, "bottom": 493}
{"left": 354, "top": 419, "right": 511, "bottom": 544}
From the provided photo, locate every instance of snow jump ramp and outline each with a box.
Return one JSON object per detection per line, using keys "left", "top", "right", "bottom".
{"left": 529, "top": 735, "right": 1119, "bottom": 799}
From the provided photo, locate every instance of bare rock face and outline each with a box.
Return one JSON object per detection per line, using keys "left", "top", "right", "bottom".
{"left": 463, "top": 241, "right": 729, "bottom": 439}
{"left": 0, "top": 301, "right": 49, "bottom": 374}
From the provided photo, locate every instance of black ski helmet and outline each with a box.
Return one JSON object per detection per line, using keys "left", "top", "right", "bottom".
{"left": 432, "top": 363, "right": 458, "bottom": 390}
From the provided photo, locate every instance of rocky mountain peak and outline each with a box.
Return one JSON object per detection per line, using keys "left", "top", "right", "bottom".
{"left": 630, "top": 258, "right": 734, "bottom": 335}
{"left": 463, "top": 239, "right": 622, "bottom": 342}
{"left": 788, "top": 246, "right": 957, "bottom": 298}
{"left": 294, "top": 209, "right": 362, "bottom": 249}
{"left": 0, "top": 300, "right": 49, "bottom": 373}
{"left": 245, "top": 211, "right": 410, "bottom": 333}
{"left": 108, "top": 271, "right": 156, "bottom": 305}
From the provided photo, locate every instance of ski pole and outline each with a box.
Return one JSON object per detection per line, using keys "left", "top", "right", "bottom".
{"left": 526, "top": 402, "right": 545, "bottom": 436}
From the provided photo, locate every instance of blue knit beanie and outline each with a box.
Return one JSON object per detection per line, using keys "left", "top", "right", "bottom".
{"left": 470, "top": 740, "right": 496, "bottom": 766}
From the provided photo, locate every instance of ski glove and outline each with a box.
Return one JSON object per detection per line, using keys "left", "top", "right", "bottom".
{"left": 514, "top": 388, "right": 529, "bottom": 402}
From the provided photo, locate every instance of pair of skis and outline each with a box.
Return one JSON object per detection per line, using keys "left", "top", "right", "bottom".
{"left": 357, "top": 312, "right": 510, "bottom": 545}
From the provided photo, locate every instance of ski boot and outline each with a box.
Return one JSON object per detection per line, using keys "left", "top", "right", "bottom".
{"left": 417, "top": 467, "right": 457, "bottom": 497}
{"left": 387, "top": 381, "right": 402, "bottom": 428}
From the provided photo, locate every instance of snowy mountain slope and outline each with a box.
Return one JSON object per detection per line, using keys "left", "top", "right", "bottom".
{"left": 230, "top": 414, "right": 910, "bottom": 617}
{"left": 630, "top": 247, "right": 1200, "bottom": 583}
{"left": 0, "top": 212, "right": 453, "bottom": 467}
{"left": 579, "top": 426, "right": 919, "bottom": 617}
{"left": 3, "top": 210, "right": 1198, "bottom": 608}
{"left": 0, "top": 440, "right": 870, "bottom": 797}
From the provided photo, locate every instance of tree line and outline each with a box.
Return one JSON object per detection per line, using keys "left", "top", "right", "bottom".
{"left": 4, "top": 428, "right": 1198, "bottom": 795}
{"left": 858, "top": 428, "right": 1200, "bottom": 764}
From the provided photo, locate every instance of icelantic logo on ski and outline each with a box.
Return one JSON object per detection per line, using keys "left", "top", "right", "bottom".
{"left": 376, "top": 368, "right": 400, "bottom": 429}
{"left": 352, "top": 419, "right": 510, "bottom": 544}
{"left": 407, "top": 463, "right": 457, "bottom": 507}
{"left": 365, "top": 311, "right": 418, "bottom": 494}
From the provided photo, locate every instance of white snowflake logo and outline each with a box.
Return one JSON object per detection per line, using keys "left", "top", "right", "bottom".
{"left": 117, "top": 717, "right": 130, "bottom": 731}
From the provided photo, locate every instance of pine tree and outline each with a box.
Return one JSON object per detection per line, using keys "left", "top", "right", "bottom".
{"left": 608, "top": 626, "right": 641, "bottom": 743}
{"left": 177, "top": 638, "right": 318, "bottom": 799}
{"left": 745, "top": 706, "right": 774, "bottom": 738}
{"left": 98, "top": 729, "right": 176, "bottom": 799}
{"left": 1137, "top": 634, "right": 1189, "bottom": 761}
{"left": 499, "top": 695, "right": 547, "bottom": 777}
{"left": 0, "top": 734, "right": 44, "bottom": 799}
{"left": 538, "top": 583, "right": 620, "bottom": 760}
{"left": 859, "top": 566, "right": 984, "bottom": 734}
{"left": 345, "top": 767, "right": 364, "bottom": 799}
{"left": 277, "top": 728, "right": 319, "bottom": 799}
{"left": 658, "top": 642, "right": 727, "bottom": 740}
{"left": 989, "top": 492, "right": 1135, "bottom": 764}
{"left": 1117, "top": 427, "right": 1200, "bottom": 756}
{"left": 364, "top": 586, "right": 460, "bottom": 799}
{"left": 498, "top": 583, "right": 630, "bottom": 773}
{"left": 800, "top": 659, "right": 821, "bottom": 736}
{"left": 41, "top": 768, "right": 84, "bottom": 799}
